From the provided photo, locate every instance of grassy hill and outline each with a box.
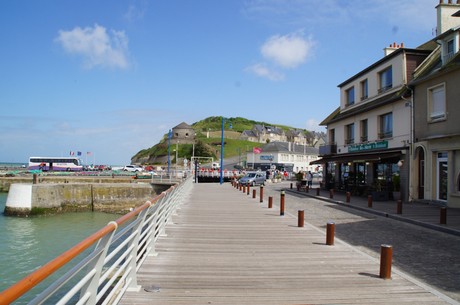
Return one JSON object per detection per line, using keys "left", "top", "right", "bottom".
{"left": 131, "top": 116, "right": 305, "bottom": 165}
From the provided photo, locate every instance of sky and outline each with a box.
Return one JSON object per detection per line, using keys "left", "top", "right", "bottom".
{"left": 0, "top": 0, "right": 439, "bottom": 165}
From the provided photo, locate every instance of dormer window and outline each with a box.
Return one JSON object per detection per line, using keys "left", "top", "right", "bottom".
{"left": 443, "top": 39, "right": 456, "bottom": 63}
{"left": 346, "top": 86, "right": 355, "bottom": 106}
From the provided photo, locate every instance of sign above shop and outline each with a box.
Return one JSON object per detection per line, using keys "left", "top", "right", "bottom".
{"left": 260, "top": 155, "right": 274, "bottom": 161}
{"left": 348, "top": 141, "right": 388, "bottom": 152}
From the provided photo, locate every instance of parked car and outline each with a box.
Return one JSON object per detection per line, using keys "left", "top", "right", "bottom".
{"left": 239, "top": 172, "right": 266, "bottom": 186}
{"left": 123, "top": 165, "right": 143, "bottom": 172}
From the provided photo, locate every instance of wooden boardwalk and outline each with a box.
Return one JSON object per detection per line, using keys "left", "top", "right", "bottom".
{"left": 120, "top": 183, "right": 452, "bottom": 305}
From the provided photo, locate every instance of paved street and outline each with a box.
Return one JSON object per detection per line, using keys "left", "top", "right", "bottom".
{"left": 258, "top": 180, "right": 460, "bottom": 302}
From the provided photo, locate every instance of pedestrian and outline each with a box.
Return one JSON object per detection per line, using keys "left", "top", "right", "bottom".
{"left": 307, "top": 171, "right": 313, "bottom": 187}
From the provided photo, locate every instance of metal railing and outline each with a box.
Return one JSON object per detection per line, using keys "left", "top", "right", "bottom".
{"left": 0, "top": 177, "right": 193, "bottom": 305}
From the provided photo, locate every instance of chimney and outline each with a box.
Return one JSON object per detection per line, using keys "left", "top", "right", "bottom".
{"left": 384, "top": 42, "right": 405, "bottom": 56}
{"left": 436, "top": 0, "right": 460, "bottom": 35}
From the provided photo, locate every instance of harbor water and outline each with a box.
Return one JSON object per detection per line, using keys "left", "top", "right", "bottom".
{"left": 0, "top": 192, "right": 119, "bottom": 303}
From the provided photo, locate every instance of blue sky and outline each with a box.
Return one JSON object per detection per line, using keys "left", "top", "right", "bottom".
{"left": 0, "top": 0, "right": 438, "bottom": 165}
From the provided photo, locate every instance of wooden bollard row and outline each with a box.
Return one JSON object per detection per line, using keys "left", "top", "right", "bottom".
{"left": 232, "top": 183, "right": 395, "bottom": 280}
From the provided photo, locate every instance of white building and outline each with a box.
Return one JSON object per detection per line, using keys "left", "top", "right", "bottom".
{"left": 246, "top": 142, "right": 320, "bottom": 173}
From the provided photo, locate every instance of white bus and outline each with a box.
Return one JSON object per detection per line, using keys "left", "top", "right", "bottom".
{"left": 28, "top": 157, "right": 83, "bottom": 172}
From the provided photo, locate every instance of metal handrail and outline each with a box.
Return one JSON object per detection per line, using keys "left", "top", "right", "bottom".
{"left": 0, "top": 177, "right": 192, "bottom": 305}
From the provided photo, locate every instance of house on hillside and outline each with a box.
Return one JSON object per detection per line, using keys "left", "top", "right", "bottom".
{"left": 410, "top": 0, "right": 460, "bottom": 207}
{"left": 246, "top": 142, "right": 319, "bottom": 173}
{"left": 240, "top": 125, "right": 286, "bottom": 143}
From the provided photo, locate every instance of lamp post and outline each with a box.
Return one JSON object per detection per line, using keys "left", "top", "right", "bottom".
{"left": 220, "top": 117, "right": 232, "bottom": 185}
{"left": 167, "top": 129, "right": 172, "bottom": 175}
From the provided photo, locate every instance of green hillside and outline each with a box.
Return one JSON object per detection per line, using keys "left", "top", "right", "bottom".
{"left": 131, "top": 116, "right": 303, "bottom": 165}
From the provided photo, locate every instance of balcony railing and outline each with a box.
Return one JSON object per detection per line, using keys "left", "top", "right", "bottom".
{"left": 379, "top": 131, "right": 393, "bottom": 139}
{"left": 319, "top": 143, "right": 337, "bottom": 156}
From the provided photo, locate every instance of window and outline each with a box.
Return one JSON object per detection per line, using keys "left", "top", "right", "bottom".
{"left": 329, "top": 129, "right": 335, "bottom": 144}
{"left": 360, "top": 119, "right": 368, "bottom": 142}
{"left": 346, "top": 86, "right": 355, "bottom": 106}
{"left": 379, "top": 113, "right": 393, "bottom": 139}
{"left": 379, "top": 66, "right": 392, "bottom": 93}
{"left": 360, "top": 79, "right": 368, "bottom": 100}
{"left": 447, "top": 39, "right": 454, "bottom": 55}
{"left": 428, "top": 84, "right": 446, "bottom": 121}
{"left": 345, "top": 123, "right": 355, "bottom": 144}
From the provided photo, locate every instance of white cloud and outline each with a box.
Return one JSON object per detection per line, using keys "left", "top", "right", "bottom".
{"left": 261, "top": 33, "right": 315, "bottom": 68}
{"left": 56, "top": 24, "right": 130, "bottom": 69}
{"left": 244, "top": 63, "right": 284, "bottom": 81}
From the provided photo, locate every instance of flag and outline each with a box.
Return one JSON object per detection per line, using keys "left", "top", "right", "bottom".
{"left": 77, "top": 151, "right": 82, "bottom": 156}
{"left": 253, "top": 147, "right": 262, "bottom": 154}
{"left": 70, "top": 151, "right": 74, "bottom": 156}
{"left": 87, "top": 152, "right": 92, "bottom": 156}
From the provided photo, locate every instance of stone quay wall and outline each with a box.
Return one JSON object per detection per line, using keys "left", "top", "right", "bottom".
{"left": 4, "top": 181, "right": 174, "bottom": 216}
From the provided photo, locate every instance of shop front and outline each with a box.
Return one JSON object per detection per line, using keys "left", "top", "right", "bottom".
{"left": 311, "top": 147, "right": 408, "bottom": 201}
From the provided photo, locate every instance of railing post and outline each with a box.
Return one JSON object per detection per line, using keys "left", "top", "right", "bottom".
{"left": 260, "top": 185, "right": 264, "bottom": 203}
{"left": 397, "top": 200, "right": 402, "bottom": 214}
{"left": 290, "top": 183, "right": 293, "bottom": 189}
{"left": 346, "top": 192, "right": 351, "bottom": 203}
{"left": 268, "top": 196, "right": 273, "bottom": 209}
{"left": 78, "top": 222, "right": 118, "bottom": 303}
{"left": 329, "top": 189, "right": 334, "bottom": 199}
{"left": 316, "top": 187, "right": 320, "bottom": 196}
{"left": 326, "top": 222, "right": 335, "bottom": 246}
{"left": 280, "top": 191, "right": 285, "bottom": 216}
{"left": 368, "top": 195, "right": 373, "bottom": 208}
{"left": 298, "top": 210, "right": 304, "bottom": 227}
{"left": 379, "top": 244, "right": 393, "bottom": 279}
{"left": 440, "top": 207, "right": 447, "bottom": 224}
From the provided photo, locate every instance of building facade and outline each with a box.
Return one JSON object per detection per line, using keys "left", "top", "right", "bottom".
{"left": 314, "top": 46, "right": 431, "bottom": 200}
{"left": 246, "top": 142, "right": 319, "bottom": 173}
{"left": 411, "top": 1, "right": 460, "bottom": 207}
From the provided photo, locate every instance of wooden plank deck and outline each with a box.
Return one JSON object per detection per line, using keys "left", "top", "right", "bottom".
{"left": 120, "top": 183, "right": 452, "bottom": 305}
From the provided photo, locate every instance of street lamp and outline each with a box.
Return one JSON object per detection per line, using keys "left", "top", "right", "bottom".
{"left": 167, "top": 129, "right": 172, "bottom": 175}
{"left": 220, "top": 117, "right": 232, "bottom": 185}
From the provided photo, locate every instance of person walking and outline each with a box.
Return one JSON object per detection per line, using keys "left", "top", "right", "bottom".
{"left": 307, "top": 171, "right": 313, "bottom": 188}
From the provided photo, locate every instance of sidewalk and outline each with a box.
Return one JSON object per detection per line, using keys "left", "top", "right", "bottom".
{"left": 284, "top": 183, "right": 460, "bottom": 236}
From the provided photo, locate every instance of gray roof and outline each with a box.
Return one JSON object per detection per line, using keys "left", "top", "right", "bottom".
{"left": 261, "top": 142, "right": 318, "bottom": 155}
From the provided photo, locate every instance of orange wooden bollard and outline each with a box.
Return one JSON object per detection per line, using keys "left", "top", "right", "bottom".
{"left": 326, "top": 222, "right": 335, "bottom": 245}
{"left": 397, "top": 200, "right": 402, "bottom": 214}
{"left": 247, "top": 183, "right": 250, "bottom": 195}
{"left": 252, "top": 189, "right": 256, "bottom": 198}
{"left": 260, "top": 185, "right": 264, "bottom": 203}
{"left": 280, "top": 191, "right": 285, "bottom": 216}
{"left": 379, "top": 244, "right": 393, "bottom": 279}
{"left": 316, "top": 187, "right": 320, "bottom": 196}
{"left": 368, "top": 195, "right": 373, "bottom": 208}
{"left": 346, "top": 192, "right": 351, "bottom": 203}
{"left": 298, "top": 210, "right": 304, "bottom": 227}
{"left": 329, "top": 189, "right": 334, "bottom": 199}
{"left": 268, "top": 196, "right": 273, "bottom": 209}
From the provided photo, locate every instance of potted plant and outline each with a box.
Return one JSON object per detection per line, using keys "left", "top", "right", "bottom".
{"left": 392, "top": 174, "right": 401, "bottom": 201}
{"left": 371, "top": 179, "right": 388, "bottom": 201}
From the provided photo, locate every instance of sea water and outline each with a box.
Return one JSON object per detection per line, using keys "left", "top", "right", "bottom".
{"left": 0, "top": 192, "right": 118, "bottom": 303}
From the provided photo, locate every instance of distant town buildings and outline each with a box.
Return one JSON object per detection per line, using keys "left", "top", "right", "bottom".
{"left": 314, "top": 0, "right": 460, "bottom": 208}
